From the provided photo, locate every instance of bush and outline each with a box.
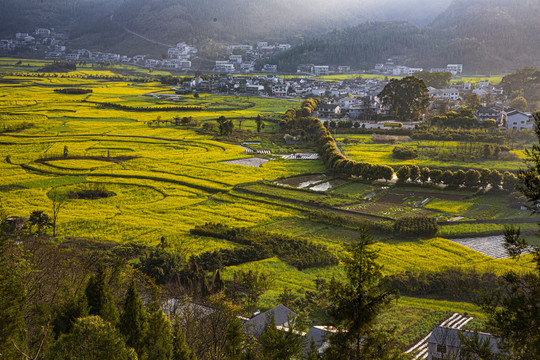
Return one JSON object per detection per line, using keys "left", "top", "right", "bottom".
{"left": 54, "top": 88, "right": 92, "bottom": 95}
{"left": 393, "top": 216, "right": 438, "bottom": 237}
{"left": 190, "top": 223, "right": 338, "bottom": 270}
{"left": 392, "top": 146, "right": 417, "bottom": 160}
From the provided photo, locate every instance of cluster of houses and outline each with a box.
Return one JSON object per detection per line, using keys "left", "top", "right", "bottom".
{"left": 166, "top": 300, "right": 501, "bottom": 358}
{"left": 0, "top": 28, "right": 67, "bottom": 55}
{"left": 374, "top": 59, "right": 464, "bottom": 77}
{"left": 215, "top": 41, "right": 292, "bottom": 73}
{"left": 0, "top": 28, "right": 198, "bottom": 71}
{"left": 175, "top": 74, "right": 387, "bottom": 99}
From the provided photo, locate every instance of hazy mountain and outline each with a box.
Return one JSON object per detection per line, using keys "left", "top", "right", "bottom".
{"left": 0, "top": 0, "right": 123, "bottom": 36}
{"left": 269, "top": 0, "right": 540, "bottom": 73}
{"left": 1, "top": 0, "right": 451, "bottom": 55}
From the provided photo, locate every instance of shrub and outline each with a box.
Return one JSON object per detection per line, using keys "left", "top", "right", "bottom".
{"left": 393, "top": 216, "right": 438, "bottom": 237}
{"left": 392, "top": 146, "right": 417, "bottom": 160}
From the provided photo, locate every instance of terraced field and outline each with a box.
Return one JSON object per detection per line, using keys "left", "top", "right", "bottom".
{"left": 1, "top": 69, "right": 537, "bottom": 346}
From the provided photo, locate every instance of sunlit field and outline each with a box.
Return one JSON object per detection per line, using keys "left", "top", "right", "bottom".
{"left": 336, "top": 134, "right": 526, "bottom": 171}
{"left": 1, "top": 67, "right": 536, "bottom": 344}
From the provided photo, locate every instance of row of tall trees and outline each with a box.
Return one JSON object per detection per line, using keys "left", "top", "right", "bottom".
{"left": 395, "top": 165, "right": 518, "bottom": 191}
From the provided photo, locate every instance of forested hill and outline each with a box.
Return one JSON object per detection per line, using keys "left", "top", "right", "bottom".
{"left": 0, "top": 0, "right": 123, "bottom": 37}
{"left": 1, "top": 0, "right": 450, "bottom": 56}
{"left": 268, "top": 0, "right": 540, "bottom": 74}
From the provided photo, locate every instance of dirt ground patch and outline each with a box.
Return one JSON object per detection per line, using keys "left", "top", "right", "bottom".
{"left": 377, "top": 194, "right": 406, "bottom": 204}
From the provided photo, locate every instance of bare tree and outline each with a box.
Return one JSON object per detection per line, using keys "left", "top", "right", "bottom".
{"left": 50, "top": 188, "right": 68, "bottom": 237}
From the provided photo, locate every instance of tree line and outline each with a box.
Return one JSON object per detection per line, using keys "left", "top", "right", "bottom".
{"left": 190, "top": 222, "right": 338, "bottom": 271}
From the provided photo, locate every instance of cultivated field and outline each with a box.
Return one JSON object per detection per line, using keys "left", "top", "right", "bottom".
{"left": 0, "top": 67, "right": 536, "bottom": 346}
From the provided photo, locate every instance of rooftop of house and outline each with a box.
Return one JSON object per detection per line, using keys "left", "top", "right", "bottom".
{"left": 428, "top": 326, "right": 501, "bottom": 353}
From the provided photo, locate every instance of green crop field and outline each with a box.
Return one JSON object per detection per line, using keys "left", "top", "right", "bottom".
{"left": 0, "top": 65, "right": 537, "bottom": 346}
{"left": 337, "top": 134, "right": 527, "bottom": 171}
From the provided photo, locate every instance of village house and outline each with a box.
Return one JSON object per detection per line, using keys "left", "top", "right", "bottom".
{"left": 317, "top": 103, "right": 341, "bottom": 118}
{"left": 474, "top": 105, "right": 505, "bottom": 124}
{"left": 427, "top": 326, "right": 500, "bottom": 360}
{"left": 447, "top": 64, "right": 463, "bottom": 75}
{"left": 429, "top": 87, "right": 461, "bottom": 101}
{"left": 272, "top": 84, "right": 289, "bottom": 97}
{"left": 505, "top": 109, "right": 534, "bottom": 130}
{"left": 313, "top": 65, "right": 330, "bottom": 76}
{"left": 243, "top": 304, "right": 297, "bottom": 337}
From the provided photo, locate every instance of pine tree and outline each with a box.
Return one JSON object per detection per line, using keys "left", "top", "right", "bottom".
{"left": 172, "top": 321, "right": 196, "bottom": 360}
{"left": 324, "top": 226, "right": 405, "bottom": 359}
{"left": 119, "top": 282, "right": 147, "bottom": 355}
{"left": 143, "top": 286, "right": 173, "bottom": 360}
{"left": 85, "top": 265, "right": 118, "bottom": 324}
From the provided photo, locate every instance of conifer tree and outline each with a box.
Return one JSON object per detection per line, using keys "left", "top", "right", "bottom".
{"left": 324, "top": 227, "right": 405, "bottom": 360}
{"left": 143, "top": 286, "right": 173, "bottom": 360}
{"left": 172, "top": 321, "right": 196, "bottom": 360}
{"left": 85, "top": 265, "right": 118, "bottom": 324}
{"left": 119, "top": 282, "right": 147, "bottom": 355}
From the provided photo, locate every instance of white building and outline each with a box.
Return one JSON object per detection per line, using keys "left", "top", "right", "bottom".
{"left": 15, "top": 33, "right": 29, "bottom": 40}
{"left": 240, "top": 62, "right": 255, "bottom": 73}
{"left": 276, "top": 44, "right": 291, "bottom": 51}
{"left": 215, "top": 62, "right": 235, "bottom": 73}
{"left": 313, "top": 65, "right": 330, "bottom": 76}
{"left": 447, "top": 64, "right": 463, "bottom": 75}
{"left": 35, "top": 28, "right": 51, "bottom": 37}
{"left": 263, "top": 64, "right": 277, "bottom": 73}
{"left": 272, "top": 85, "right": 289, "bottom": 97}
{"left": 505, "top": 110, "right": 534, "bottom": 130}
{"left": 408, "top": 68, "right": 423, "bottom": 76}
{"left": 257, "top": 41, "right": 268, "bottom": 49}
{"left": 65, "top": 53, "right": 80, "bottom": 61}
{"left": 229, "top": 55, "right": 243, "bottom": 64}
{"left": 230, "top": 44, "right": 253, "bottom": 51}
{"left": 392, "top": 66, "right": 409, "bottom": 76}
{"left": 429, "top": 88, "right": 460, "bottom": 101}
{"left": 338, "top": 66, "right": 351, "bottom": 73}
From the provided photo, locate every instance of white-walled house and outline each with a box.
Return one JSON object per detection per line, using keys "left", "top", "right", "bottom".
{"left": 505, "top": 110, "right": 534, "bottom": 130}
{"left": 313, "top": 66, "right": 330, "bottom": 76}
{"left": 429, "top": 88, "right": 460, "bottom": 101}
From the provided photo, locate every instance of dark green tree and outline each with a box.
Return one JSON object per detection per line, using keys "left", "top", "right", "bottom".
{"left": 409, "top": 165, "right": 420, "bottom": 183}
{"left": 172, "top": 320, "right": 196, "bottom": 360}
{"left": 442, "top": 170, "right": 454, "bottom": 186}
{"left": 413, "top": 71, "right": 452, "bottom": 89}
{"left": 217, "top": 116, "right": 234, "bottom": 136}
{"left": 420, "top": 167, "right": 431, "bottom": 184}
{"left": 324, "top": 227, "right": 402, "bottom": 359}
{"left": 261, "top": 315, "right": 304, "bottom": 360}
{"left": 464, "top": 169, "right": 481, "bottom": 189}
{"left": 28, "top": 210, "right": 52, "bottom": 234}
{"left": 256, "top": 115, "right": 263, "bottom": 133}
{"left": 143, "top": 287, "right": 173, "bottom": 360}
{"left": 47, "top": 316, "right": 136, "bottom": 360}
{"left": 464, "top": 93, "right": 481, "bottom": 111}
{"left": 378, "top": 76, "right": 429, "bottom": 121}
{"left": 85, "top": 265, "right": 119, "bottom": 324}
{"left": 396, "top": 165, "right": 410, "bottom": 183}
{"left": 119, "top": 282, "right": 147, "bottom": 355}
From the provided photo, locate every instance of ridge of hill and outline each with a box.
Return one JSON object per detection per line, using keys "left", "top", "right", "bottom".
{"left": 268, "top": 0, "right": 540, "bottom": 73}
